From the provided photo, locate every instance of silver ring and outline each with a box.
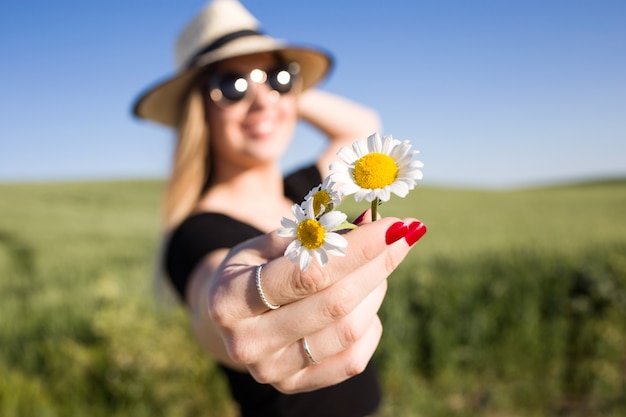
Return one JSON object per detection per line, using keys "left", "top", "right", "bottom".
{"left": 255, "top": 264, "right": 280, "bottom": 310}
{"left": 302, "top": 337, "right": 320, "bottom": 365}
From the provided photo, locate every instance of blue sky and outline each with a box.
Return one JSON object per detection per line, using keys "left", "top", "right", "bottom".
{"left": 1, "top": 0, "right": 625, "bottom": 188}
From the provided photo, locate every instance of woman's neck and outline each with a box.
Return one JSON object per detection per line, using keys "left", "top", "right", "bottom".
{"left": 210, "top": 162, "right": 284, "bottom": 197}
{"left": 196, "top": 161, "right": 289, "bottom": 215}
{"left": 196, "top": 162, "right": 294, "bottom": 232}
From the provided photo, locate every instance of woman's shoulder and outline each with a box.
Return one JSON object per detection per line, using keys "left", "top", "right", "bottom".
{"left": 170, "top": 212, "right": 260, "bottom": 245}
{"left": 165, "top": 212, "right": 263, "bottom": 300}
{"left": 176, "top": 211, "right": 242, "bottom": 228}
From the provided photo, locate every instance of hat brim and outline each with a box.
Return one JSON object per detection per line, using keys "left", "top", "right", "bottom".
{"left": 132, "top": 40, "right": 333, "bottom": 127}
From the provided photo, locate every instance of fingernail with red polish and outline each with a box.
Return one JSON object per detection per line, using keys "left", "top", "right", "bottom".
{"left": 385, "top": 221, "right": 408, "bottom": 245}
{"left": 352, "top": 210, "right": 368, "bottom": 225}
{"left": 405, "top": 221, "right": 427, "bottom": 246}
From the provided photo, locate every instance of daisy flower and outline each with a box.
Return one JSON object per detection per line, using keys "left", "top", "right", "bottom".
{"left": 278, "top": 198, "right": 348, "bottom": 271}
{"left": 330, "top": 132, "right": 423, "bottom": 219}
{"left": 302, "top": 176, "right": 342, "bottom": 218}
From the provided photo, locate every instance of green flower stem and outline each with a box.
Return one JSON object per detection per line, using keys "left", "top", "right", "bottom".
{"left": 371, "top": 197, "right": 379, "bottom": 221}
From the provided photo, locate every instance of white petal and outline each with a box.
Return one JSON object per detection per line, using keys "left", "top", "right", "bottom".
{"left": 381, "top": 135, "right": 396, "bottom": 154}
{"left": 303, "top": 184, "right": 321, "bottom": 202}
{"left": 325, "top": 246, "right": 346, "bottom": 257}
{"left": 329, "top": 161, "right": 349, "bottom": 173}
{"left": 320, "top": 211, "right": 347, "bottom": 229}
{"left": 329, "top": 173, "right": 351, "bottom": 188}
{"left": 401, "top": 170, "right": 423, "bottom": 181}
{"left": 396, "top": 177, "right": 416, "bottom": 190}
{"left": 398, "top": 171, "right": 419, "bottom": 182}
{"left": 292, "top": 203, "right": 306, "bottom": 222}
{"left": 300, "top": 250, "right": 312, "bottom": 271}
{"left": 377, "top": 187, "right": 391, "bottom": 202}
{"left": 389, "top": 182, "right": 409, "bottom": 198}
{"left": 368, "top": 132, "right": 382, "bottom": 153}
{"left": 315, "top": 249, "right": 328, "bottom": 266}
{"left": 403, "top": 164, "right": 424, "bottom": 175}
{"left": 302, "top": 198, "right": 316, "bottom": 219}
{"left": 277, "top": 228, "right": 295, "bottom": 237}
{"left": 324, "top": 232, "right": 348, "bottom": 248}
{"left": 352, "top": 139, "right": 369, "bottom": 157}
{"left": 337, "top": 146, "right": 358, "bottom": 164}
{"left": 339, "top": 182, "right": 360, "bottom": 196}
{"left": 366, "top": 189, "right": 379, "bottom": 202}
{"left": 353, "top": 189, "right": 368, "bottom": 202}
{"left": 390, "top": 144, "right": 410, "bottom": 161}
{"left": 392, "top": 150, "right": 411, "bottom": 165}
{"left": 403, "top": 157, "right": 423, "bottom": 167}
{"left": 284, "top": 239, "right": 302, "bottom": 258}
{"left": 280, "top": 217, "right": 297, "bottom": 229}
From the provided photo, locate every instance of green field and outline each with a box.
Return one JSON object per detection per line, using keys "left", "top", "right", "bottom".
{"left": 1, "top": 178, "right": 625, "bottom": 416}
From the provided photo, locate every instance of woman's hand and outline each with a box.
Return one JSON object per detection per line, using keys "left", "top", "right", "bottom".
{"left": 193, "top": 215, "right": 426, "bottom": 394}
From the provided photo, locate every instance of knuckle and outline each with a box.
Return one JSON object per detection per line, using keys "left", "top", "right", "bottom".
{"left": 273, "top": 379, "right": 299, "bottom": 395}
{"left": 292, "top": 265, "right": 332, "bottom": 296}
{"left": 207, "top": 294, "right": 231, "bottom": 327}
{"left": 322, "top": 286, "right": 354, "bottom": 321}
{"left": 224, "top": 337, "right": 257, "bottom": 365}
{"left": 248, "top": 364, "right": 274, "bottom": 385}
{"left": 383, "top": 247, "right": 404, "bottom": 276}
{"left": 344, "top": 355, "right": 369, "bottom": 378}
{"left": 353, "top": 233, "right": 381, "bottom": 263}
{"left": 337, "top": 321, "right": 360, "bottom": 348}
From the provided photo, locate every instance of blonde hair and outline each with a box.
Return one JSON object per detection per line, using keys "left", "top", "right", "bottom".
{"left": 162, "top": 87, "right": 210, "bottom": 230}
{"left": 154, "top": 87, "right": 210, "bottom": 303}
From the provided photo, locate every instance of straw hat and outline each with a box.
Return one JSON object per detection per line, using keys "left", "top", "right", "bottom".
{"left": 133, "top": 0, "right": 333, "bottom": 127}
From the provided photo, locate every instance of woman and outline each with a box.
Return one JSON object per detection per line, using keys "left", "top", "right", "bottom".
{"left": 133, "top": 1, "right": 426, "bottom": 416}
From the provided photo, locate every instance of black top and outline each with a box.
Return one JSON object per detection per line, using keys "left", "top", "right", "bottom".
{"left": 165, "top": 165, "right": 381, "bottom": 417}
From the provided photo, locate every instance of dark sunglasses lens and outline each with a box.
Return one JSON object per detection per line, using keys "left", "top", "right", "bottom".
{"left": 268, "top": 68, "right": 294, "bottom": 94}
{"left": 217, "top": 73, "right": 248, "bottom": 101}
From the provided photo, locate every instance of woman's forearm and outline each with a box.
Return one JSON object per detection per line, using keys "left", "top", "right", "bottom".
{"left": 298, "top": 89, "right": 381, "bottom": 177}
{"left": 298, "top": 89, "right": 381, "bottom": 143}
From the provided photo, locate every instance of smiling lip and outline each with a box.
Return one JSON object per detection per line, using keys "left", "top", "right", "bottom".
{"left": 243, "top": 118, "right": 278, "bottom": 139}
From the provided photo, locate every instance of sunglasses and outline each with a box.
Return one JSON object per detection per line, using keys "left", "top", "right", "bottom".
{"left": 205, "top": 62, "right": 301, "bottom": 107}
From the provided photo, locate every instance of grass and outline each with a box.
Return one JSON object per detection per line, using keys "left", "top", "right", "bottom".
{"left": 1, "top": 178, "right": 625, "bottom": 416}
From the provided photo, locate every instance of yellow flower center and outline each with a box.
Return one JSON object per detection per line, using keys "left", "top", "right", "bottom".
{"left": 312, "top": 190, "right": 332, "bottom": 216}
{"left": 353, "top": 153, "right": 398, "bottom": 189}
{"left": 297, "top": 219, "right": 326, "bottom": 249}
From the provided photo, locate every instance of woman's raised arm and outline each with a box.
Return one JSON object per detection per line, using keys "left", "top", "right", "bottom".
{"left": 298, "top": 89, "right": 382, "bottom": 178}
